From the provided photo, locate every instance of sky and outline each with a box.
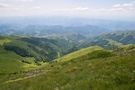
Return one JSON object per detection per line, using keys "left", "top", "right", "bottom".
{"left": 0, "top": 0, "right": 135, "bottom": 20}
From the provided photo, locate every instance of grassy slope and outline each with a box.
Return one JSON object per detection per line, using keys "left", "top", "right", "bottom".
{"left": 106, "top": 39, "right": 123, "bottom": 46}
{"left": 0, "top": 46, "right": 103, "bottom": 85}
{"left": 0, "top": 35, "right": 79, "bottom": 74}
{"left": 0, "top": 45, "right": 38, "bottom": 74}
{"left": 0, "top": 36, "right": 44, "bottom": 74}
{"left": 1, "top": 45, "right": 135, "bottom": 90}
{"left": 0, "top": 36, "right": 82, "bottom": 86}
{"left": 106, "top": 39, "right": 134, "bottom": 48}
{"left": 0, "top": 39, "right": 11, "bottom": 45}
{"left": 54, "top": 46, "right": 103, "bottom": 62}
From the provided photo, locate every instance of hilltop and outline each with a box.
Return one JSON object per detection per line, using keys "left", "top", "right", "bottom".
{"left": 54, "top": 46, "right": 103, "bottom": 62}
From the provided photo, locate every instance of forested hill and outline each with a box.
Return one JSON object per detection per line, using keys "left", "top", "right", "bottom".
{"left": 0, "top": 35, "right": 78, "bottom": 65}
{"left": 80, "top": 30, "right": 135, "bottom": 49}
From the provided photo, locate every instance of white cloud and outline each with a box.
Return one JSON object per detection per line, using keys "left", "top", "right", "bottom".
{"left": 123, "top": 3, "right": 134, "bottom": 7}
{"left": 0, "top": 1, "right": 134, "bottom": 19}
{"left": 115, "top": 8, "right": 125, "bottom": 11}
{"left": 97, "top": 8, "right": 125, "bottom": 12}
{"left": 75, "top": 7, "right": 89, "bottom": 11}
{"left": 54, "top": 7, "right": 90, "bottom": 13}
{"left": 113, "top": 4, "right": 121, "bottom": 8}
{"left": 54, "top": 9, "right": 70, "bottom": 12}
{"left": 113, "top": 1, "right": 135, "bottom": 8}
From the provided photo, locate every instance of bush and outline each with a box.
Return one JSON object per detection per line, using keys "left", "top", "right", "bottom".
{"left": 22, "top": 60, "right": 31, "bottom": 64}
{"left": 88, "top": 50, "right": 115, "bottom": 59}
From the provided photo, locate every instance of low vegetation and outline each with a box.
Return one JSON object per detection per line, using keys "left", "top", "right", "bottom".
{"left": 54, "top": 46, "right": 103, "bottom": 62}
{"left": 0, "top": 44, "right": 135, "bottom": 90}
{"left": 0, "top": 35, "right": 79, "bottom": 77}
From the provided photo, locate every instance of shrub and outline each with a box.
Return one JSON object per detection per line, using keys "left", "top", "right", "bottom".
{"left": 88, "top": 50, "right": 115, "bottom": 59}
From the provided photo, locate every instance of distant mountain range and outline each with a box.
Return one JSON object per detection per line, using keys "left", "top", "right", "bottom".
{"left": 0, "top": 16, "right": 135, "bottom": 30}
{"left": 1, "top": 16, "right": 135, "bottom": 38}
{"left": 0, "top": 25, "right": 110, "bottom": 37}
{"left": 41, "top": 33, "right": 87, "bottom": 42}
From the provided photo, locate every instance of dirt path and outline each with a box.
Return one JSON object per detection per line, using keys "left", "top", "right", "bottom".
{"left": 5, "top": 69, "right": 53, "bottom": 83}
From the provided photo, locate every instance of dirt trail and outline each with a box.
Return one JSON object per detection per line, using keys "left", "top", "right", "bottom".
{"left": 5, "top": 69, "right": 53, "bottom": 83}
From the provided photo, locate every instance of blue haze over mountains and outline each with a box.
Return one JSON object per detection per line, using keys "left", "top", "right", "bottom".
{"left": 0, "top": 16, "right": 135, "bottom": 37}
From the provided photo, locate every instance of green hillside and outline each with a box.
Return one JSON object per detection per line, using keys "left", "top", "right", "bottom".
{"left": 98, "top": 30, "right": 135, "bottom": 44}
{"left": 0, "top": 35, "right": 78, "bottom": 62}
{"left": 0, "top": 35, "right": 79, "bottom": 75}
{"left": 54, "top": 46, "right": 103, "bottom": 62}
{"left": 81, "top": 30, "right": 135, "bottom": 50}
{"left": 0, "top": 37, "right": 39, "bottom": 75}
{"left": 0, "top": 46, "right": 38, "bottom": 74}
{"left": 0, "top": 45, "right": 135, "bottom": 90}
{"left": 0, "top": 30, "right": 135, "bottom": 90}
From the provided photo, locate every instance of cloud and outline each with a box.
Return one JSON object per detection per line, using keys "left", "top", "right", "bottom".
{"left": 115, "top": 8, "right": 124, "bottom": 11}
{"left": 0, "top": 3, "right": 12, "bottom": 8}
{"left": 122, "top": 3, "right": 134, "bottom": 7}
{"left": 113, "top": 4, "right": 121, "bottom": 8}
{"left": 54, "top": 7, "right": 90, "bottom": 12}
{"left": 54, "top": 9, "right": 70, "bottom": 12}
{"left": 75, "top": 7, "right": 89, "bottom": 11}
{"left": 113, "top": 1, "right": 135, "bottom": 8}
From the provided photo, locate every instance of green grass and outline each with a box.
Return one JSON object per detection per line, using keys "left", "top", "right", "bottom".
{"left": 106, "top": 39, "right": 134, "bottom": 48}
{"left": 54, "top": 46, "right": 103, "bottom": 62}
{"left": 0, "top": 35, "right": 80, "bottom": 77}
{"left": 22, "top": 57, "right": 36, "bottom": 64}
{"left": 106, "top": 39, "right": 123, "bottom": 46}
{"left": 0, "top": 34, "right": 135, "bottom": 90}
{"left": 0, "top": 39, "right": 11, "bottom": 45}
{"left": 0, "top": 46, "right": 39, "bottom": 74}
{"left": 0, "top": 48, "right": 135, "bottom": 90}
{"left": 0, "top": 37, "right": 40, "bottom": 76}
